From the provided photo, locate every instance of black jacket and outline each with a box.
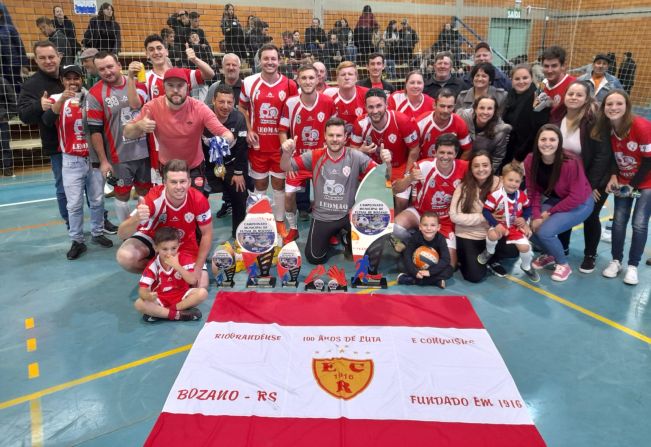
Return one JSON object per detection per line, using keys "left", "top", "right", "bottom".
{"left": 357, "top": 78, "right": 396, "bottom": 95}
{"left": 17, "top": 70, "right": 63, "bottom": 155}
{"left": 49, "top": 28, "right": 75, "bottom": 65}
{"left": 54, "top": 16, "right": 80, "bottom": 53}
{"left": 0, "top": 76, "right": 17, "bottom": 120}
{"left": 423, "top": 75, "right": 465, "bottom": 100}
{"left": 403, "top": 232, "right": 451, "bottom": 278}
{"left": 83, "top": 17, "right": 121, "bottom": 53}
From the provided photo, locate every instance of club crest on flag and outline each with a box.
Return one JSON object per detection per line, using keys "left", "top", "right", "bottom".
{"left": 312, "top": 357, "right": 374, "bottom": 400}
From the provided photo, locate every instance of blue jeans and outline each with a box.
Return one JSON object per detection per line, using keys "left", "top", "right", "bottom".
{"left": 50, "top": 153, "right": 68, "bottom": 224}
{"left": 532, "top": 196, "right": 594, "bottom": 265}
{"left": 612, "top": 188, "right": 651, "bottom": 267}
{"left": 62, "top": 154, "right": 105, "bottom": 242}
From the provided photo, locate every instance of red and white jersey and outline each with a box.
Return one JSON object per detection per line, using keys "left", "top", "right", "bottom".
{"left": 387, "top": 91, "right": 435, "bottom": 121}
{"left": 484, "top": 188, "right": 530, "bottom": 228}
{"left": 279, "top": 93, "right": 336, "bottom": 153}
{"left": 416, "top": 112, "right": 472, "bottom": 159}
{"left": 543, "top": 74, "right": 576, "bottom": 108}
{"left": 135, "top": 185, "right": 212, "bottom": 256}
{"left": 145, "top": 68, "right": 204, "bottom": 100}
{"left": 323, "top": 85, "right": 368, "bottom": 132}
{"left": 397, "top": 158, "right": 468, "bottom": 237}
{"left": 611, "top": 115, "right": 651, "bottom": 189}
{"left": 50, "top": 94, "right": 88, "bottom": 157}
{"left": 240, "top": 73, "right": 298, "bottom": 152}
{"left": 350, "top": 110, "right": 419, "bottom": 167}
{"left": 139, "top": 252, "right": 194, "bottom": 304}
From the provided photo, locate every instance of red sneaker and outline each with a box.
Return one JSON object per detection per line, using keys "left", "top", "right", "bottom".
{"left": 283, "top": 228, "right": 299, "bottom": 245}
{"left": 275, "top": 221, "right": 287, "bottom": 238}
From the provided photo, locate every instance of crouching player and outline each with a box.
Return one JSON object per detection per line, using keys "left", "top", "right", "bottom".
{"left": 135, "top": 226, "right": 208, "bottom": 322}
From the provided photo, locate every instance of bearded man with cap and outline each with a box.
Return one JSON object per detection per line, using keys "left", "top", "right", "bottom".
{"left": 124, "top": 67, "right": 234, "bottom": 191}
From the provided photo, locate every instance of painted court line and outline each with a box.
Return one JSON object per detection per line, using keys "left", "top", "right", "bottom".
{"left": 0, "top": 220, "right": 64, "bottom": 234}
{"left": 0, "top": 197, "right": 56, "bottom": 208}
{"left": 29, "top": 398, "right": 43, "bottom": 447}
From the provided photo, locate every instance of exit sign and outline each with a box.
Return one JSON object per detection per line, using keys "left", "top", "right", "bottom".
{"left": 507, "top": 8, "right": 522, "bottom": 19}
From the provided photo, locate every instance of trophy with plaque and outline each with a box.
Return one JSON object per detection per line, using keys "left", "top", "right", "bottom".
{"left": 349, "top": 164, "right": 393, "bottom": 288}
{"left": 326, "top": 265, "right": 347, "bottom": 291}
{"left": 236, "top": 216, "right": 278, "bottom": 288}
{"left": 211, "top": 243, "right": 236, "bottom": 288}
{"left": 304, "top": 265, "right": 327, "bottom": 291}
{"left": 277, "top": 241, "right": 302, "bottom": 287}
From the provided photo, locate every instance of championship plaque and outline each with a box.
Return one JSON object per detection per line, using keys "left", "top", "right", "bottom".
{"left": 277, "top": 241, "right": 302, "bottom": 287}
{"left": 211, "top": 244, "right": 235, "bottom": 288}
{"left": 236, "top": 217, "right": 278, "bottom": 288}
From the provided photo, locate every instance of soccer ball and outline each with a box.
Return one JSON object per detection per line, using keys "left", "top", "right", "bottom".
{"left": 413, "top": 246, "right": 439, "bottom": 269}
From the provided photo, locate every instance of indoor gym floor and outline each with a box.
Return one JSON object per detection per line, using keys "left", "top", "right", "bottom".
{"left": 0, "top": 170, "right": 649, "bottom": 447}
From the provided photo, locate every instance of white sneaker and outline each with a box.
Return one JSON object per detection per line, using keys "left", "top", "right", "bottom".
{"left": 623, "top": 266, "right": 639, "bottom": 285}
{"left": 600, "top": 228, "right": 612, "bottom": 243}
{"left": 602, "top": 260, "right": 622, "bottom": 278}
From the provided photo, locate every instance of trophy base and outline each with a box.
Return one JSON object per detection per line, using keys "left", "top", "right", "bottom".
{"left": 328, "top": 285, "right": 348, "bottom": 292}
{"left": 281, "top": 280, "right": 299, "bottom": 288}
{"left": 216, "top": 280, "right": 235, "bottom": 288}
{"left": 246, "top": 276, "right": 277, "bottom": 288}
{"left": 350, "top": 276, "right": 387, "bottom": 289}
{"left": 305, "top": 281, "right": 326, "bottom": 292}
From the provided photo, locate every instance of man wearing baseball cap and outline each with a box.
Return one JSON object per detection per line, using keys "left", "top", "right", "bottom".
{"left": 577, "top": 53, "right": 623, "bottom": 104}
{"left": 124, "top": 67, "right": 234, "bottom": 191}
{"left": 462, "top": 42, "right": 511, "bottom": 90}
{"left": 79, "top": 48, "right": 99, "bottom": 88}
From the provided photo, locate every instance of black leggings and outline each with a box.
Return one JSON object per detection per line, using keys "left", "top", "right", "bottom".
{"left": 558, "top": 190, "right": 608, "bottom": 257}
{"left": 305, "top": 216, "right": 350, "bottom": 265}
{"left": 456, "top": 236, "right": 519, "bottom": 283}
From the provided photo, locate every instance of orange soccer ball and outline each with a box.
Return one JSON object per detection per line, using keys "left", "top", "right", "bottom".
{"left": 413, "top": 246, "right": 439, "bottom": 269}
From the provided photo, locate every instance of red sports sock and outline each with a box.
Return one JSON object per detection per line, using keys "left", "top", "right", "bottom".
{"left": 167, "top": 308, "right": 178, "bottom": 320}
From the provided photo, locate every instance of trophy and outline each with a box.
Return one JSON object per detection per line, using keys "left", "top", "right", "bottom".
{"left": 209, "top": 136, "right": 231, "bottom": 179}
{"left": 211, "top": 243, "right": 236, "bottom": 288}
{"left": 277, "top": 241, "right": 302, "bottom": 287}
{"left": 326, "top": 265, "right": 347, "bottom": 291}
{"left": 236, "top": 217, "right": 277, "bottom": 288}
{"left": 304, "top": 265, "right": 326, "bottom": 291}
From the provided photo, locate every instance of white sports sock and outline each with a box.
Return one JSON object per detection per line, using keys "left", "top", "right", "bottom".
{"left": 486, "top": 237, "right": 498, "bottom": 255}
{"left": 521, "top": 248, "right": 533, "bottom": 271}
{"left": 286, "top": 211, "right": 298, "bottom": 229}
{"left": 114, "top": 199, "right": 131, "bottom": 222}
{"left": 272, "top": 189, "right": 285, "bottom": 222}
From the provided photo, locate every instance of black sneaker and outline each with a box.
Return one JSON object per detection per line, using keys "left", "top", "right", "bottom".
{"left": 67, "top": 241, "right": 87, "bottom": 260}
{"left": 103, "top": 218, "right": 118, "bottom": 234}
{"left": 178, "top": 307, "right": 202, "bottom": 321}
{"left": 521, "top": 265, "right": 540, "bottom": 283}
{"left": 579, "top": 255, "right": 597, "bottom": 274}
{"left": 646, "top": 258, "right": 651, "bottom": 266}
{"left": 397, "top": 273, "right": 416, "bottom": 285}
{"left": 142, "top": 314, "right": 163, "bottom": 323}
{"left": 436, "top": 279, "right": 446, "bottom": 289}
{"left": 487, "top": 261, "right": 507, "bottom": 278}
{"left": 92, "top": 235, "right": 114, "bottom": 248}
{"left": 216, "top": 202, "right": 232, "bottom": 218}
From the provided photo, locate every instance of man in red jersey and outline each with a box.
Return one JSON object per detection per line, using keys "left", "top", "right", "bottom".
{"left": 240, "top": 43, "right": 298, "bottom": 234}
{"left": 323, "top": 61, "right": 368, "bottom": 136}
{"left": 116, "top": 159, "right": 212, "bottom": 288}
{"left": 279, "top": 64, "right": 336, "bottom": 243}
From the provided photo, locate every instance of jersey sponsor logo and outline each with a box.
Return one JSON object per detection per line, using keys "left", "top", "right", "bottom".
{"left": 405, "top": 130, "right": 418, "bottom": 144}
{"left": 431, "top": 190, "right": 451, "bottom": 212}
{"left": 614, "top": 152, "right": 637, "bottom": 173}
{"left": 323, "top": 179, "right": 345, "bottom": 196}
{"left": 73, "top": 118, "right": 85, "bottom": 139}
{"left": 260, "top": 103, "right": 279, "bottom": 120}
{"left": 317, "top": 112, "right": 325, "bottom": 122}
{"left": 184, "top": 212, "right": 194, "bottom": 223}
{"left": 627, "top": 141, "right": 638, "bottom": 151}
{"left": 197, "top": 210, "right": 211, "bottom": 223}
{"left": 301, "top": 126, "right": 319, "bottom": 143}
{"left": 388, "top": 133, "right": 397, "bottom": 144}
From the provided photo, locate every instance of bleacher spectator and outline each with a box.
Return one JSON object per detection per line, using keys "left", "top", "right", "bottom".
{"left": 305, "top": 18, "right": 327, "bottom": 57}
{"left": 0, "top": 75, "right": 17, "bottom": 176}
{"left": 53, "top": 6, "right": 80, "bottom": 55}
{"left": 220, "top": 4, "right": 246, "bottom": 59}
{"left": 187, "top": 32, "right": 215, "bottom": 71}
{"left": 82, "top": 3, "right": 121, "bottom": 53}
{"left": 36, "top": 17, "right": 75, "bottom": 65}
{"left": 462, "top": 42, "right": 511, "bottom": 91}
{"left": 354, "top": 5, "right": 379, "bottom": 61}
{"left": 357, "top": 53, "right": 396, "bottom": 95}
{"left": 434, "top": 23, "right": 458, "bottom": 54}
{"left": 313, "top": 61, "right": 328, "bottom": 93}
{"left": 280, "top": 31, "right": 307, "bottom": 74}
{"left": 397, "top": 18, "right": 418, "bottom": 65}
{"left": 0, "top": 6, "right": 29, "bottom": 93}
{"left": 422, "top": 51, "right": 465, "bottom": 99}
{"left": 456, "top": 62, "right": 507, "bottom": 112}
{"left": 374, "top": 40, "right": 397, "bottom": 79}
{"left": 79, "top": 47, "right": 99, "bottom": 88}
{"left": 188, "top": 12, "right": 207, "bottom": 45}
{"left": 382, "top": 21, "right": 400, "bottom": 62}
{"left": 577, "top": 53, "right": 622, "bottom": 104}
{"left": 160, "top": 28, "right": 184, "bottom": 67}
{"left": 249, "top": 21, "right": 272, "bottom": 69}
{"left": 330, "top": 18, "right": 356, "bottom": 63}
{"left": 323, "top": 33, "right": 345, "bottom": 70}
{"left": 17, "top": 41, "right": 66, "bottom": 225}
{"left": 617, "top": 52, "right": 636, "bottom": 95}
{"left": 166, "top": 10, "right": 190, "bottom": 46}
